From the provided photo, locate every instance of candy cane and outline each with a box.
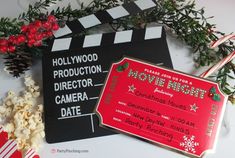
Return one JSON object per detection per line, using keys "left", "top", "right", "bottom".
{"left": 200, "top": 51, "right": 235, "bottom": 78}
{"left": 211, "top": 34, "right": 235, "bottom": 48}
{"left": 25, "top": 149, "right": 37, "bottom": 158}
{"left": 200, "top": 34, "right": 235, "bottom": 78}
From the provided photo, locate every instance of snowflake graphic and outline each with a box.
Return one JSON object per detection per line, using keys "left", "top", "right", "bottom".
{"left": 180, "top": 135, "right": 199, "bottom": 153}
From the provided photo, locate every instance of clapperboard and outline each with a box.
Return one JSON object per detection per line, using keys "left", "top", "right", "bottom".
{"left": 42, "top": 0, "right": 173, "bottom": 143}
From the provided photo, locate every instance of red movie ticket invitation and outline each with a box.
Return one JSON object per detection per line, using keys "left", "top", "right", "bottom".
{"left": 96, "top": 57, "right": 227, "bottom": 157}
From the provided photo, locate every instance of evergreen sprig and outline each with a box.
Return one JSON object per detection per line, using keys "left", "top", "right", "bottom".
{"left": 0, "top": 0, "right": 234, "bottom": 103}
{"left": 0, "top": 18, "right": 23, "bottom": 37}
{"left": 18, "top": 0, "right": 58, "bottom": 22}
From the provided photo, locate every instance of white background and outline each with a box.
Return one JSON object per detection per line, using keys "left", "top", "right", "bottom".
{"left": 0, "top": 0, "right": 235, "bottom": 158}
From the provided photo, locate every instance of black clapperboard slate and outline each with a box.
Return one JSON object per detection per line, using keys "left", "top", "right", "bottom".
{"left": 42, "top": 0, "right": 173, "bottom": 143}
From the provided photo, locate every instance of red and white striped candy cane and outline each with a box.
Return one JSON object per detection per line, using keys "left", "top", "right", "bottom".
{"left": 25, "top": 149, "right": 39, "bottom": 158}
{"left": 211, "top": 34, "right": 235, "bottom": 48}
{"left": 0, "top": 140, "right": 18, "bottom": 158}
{"left": 200, "top": 51, "right": 235, "bottom": 78}
{"left": 200, "top": 34, "right": 235, "bottom": 78}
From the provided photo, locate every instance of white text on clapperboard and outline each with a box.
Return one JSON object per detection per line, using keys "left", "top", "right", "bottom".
{"left": 52, "top": 53, "right": 103, "bottom": 119}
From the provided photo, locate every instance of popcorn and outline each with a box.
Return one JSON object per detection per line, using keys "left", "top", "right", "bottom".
{"left": 28, "top": 117, "right": 37, "bottom": 130}
{"left": 37, "top": 104, "right": 43, "bottom": 112}
{"left": 24, "top": 76, "right": 35, "bottom": 86}
{"left": 3, "top": 122, "right": 15, "bottom": 133}
{"left": 15, "top": 138, "right": 28, "bottom": 150}
{"left": 5, "top": 99, "right": 13, "bottom": 106}
{"left": 0, "top": 76, "right": 44, "bottom": 153}
{"left": 0, "top": 105, "right": 6, "bottom": 113}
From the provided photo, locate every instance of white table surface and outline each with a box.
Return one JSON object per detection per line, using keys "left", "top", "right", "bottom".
{"left": 0, "top": 0, "right": 235, "bottom": 158}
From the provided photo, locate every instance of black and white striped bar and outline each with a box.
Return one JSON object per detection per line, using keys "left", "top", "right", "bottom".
{"left": 51, "top": 26, "right": 163, "bottom": 52}
{"left": 53, "top": 0, "right": 157, "bottom": 38}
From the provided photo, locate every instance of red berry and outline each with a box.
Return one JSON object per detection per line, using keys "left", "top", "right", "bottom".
{"left": 46, "top": 31, "right": 53, "bottom": 37}
{"left": 35, "top": 33, "right": 43, "bottom": 41}
{"left": 8, "top": 45, "right": 16, "bottom": 53}
{"left": 34, "top": 20, "right": 42, "bottom": 28}
{"left": 27, "top": 43, "right": 33, "bottom": 47}
{"left": 21, "top": 25, "right": 28, "bottom": 33}
{"left": 27, "top": 39, "right": 36, "bottom": 47}
{"left": 17, "top": 35, "right": 26, "bottom": 44}
{"left": 42, "top": 32, "right": 47, "bottom": 38}
{"left": 29, "top": 27, "right": 38, "bottom": 34}
{"left": 8, "top": 35, "right": 17, "bottom": 44}
{"left": 208, "top": 93, "right": 214, "bottom": 97}
{"left": 27, "top": 33, "right": 34, "bottom": 40}
{"left": 43, "top": 21, "right": 51, "bottom": 30}
{"left": 27, "top": 23, "right": 33, "bottom": 29}
{"left": 52, "top": 23, "right": 59, "bottom": 31}
{"left": 0, "top": 45, "right": 8, "bottom": 53}
{"left": 8, "top": 35, "right": 15, "bottom": 42}
{"left": 47, "top": 15, "right": 56, "bottom": 22}
{"left": 0, "top": 39, "right": 8, "bottom": 46}
{"left": 34, "top": 41, "right": 42, "bottom": 46}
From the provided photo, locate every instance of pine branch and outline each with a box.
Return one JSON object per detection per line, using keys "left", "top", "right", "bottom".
{"left": 0, "top": 0, "right": 234, "bottom": 103}
{"left": 18, "top": 0, "right": 59, "bottom": 22}
{"left": 0, "top": 18, "right": 23, "bottom": 37}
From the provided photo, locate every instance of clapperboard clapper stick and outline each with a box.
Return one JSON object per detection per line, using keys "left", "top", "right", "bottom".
{"left": 43, "top": 26, "right": 173, "bottom": 143}
{"left": 53, "top": 0, "right": 157, "bottom": 38}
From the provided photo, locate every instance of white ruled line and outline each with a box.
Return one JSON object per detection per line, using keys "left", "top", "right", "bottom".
{"left": 94, "top": 83, "right": 104, "bottom": 87}
{"left": 103, "top": 70, "right": 109, "bottom": 73}
{"left": 89, "top": 97, "right": 99, "bottom": 100}
{"left": 58, "top": 113, "right": 95, "bottom": 120}
{"left": 91, "top": 115, "right": 95, "bottom": 133}
{"left": 156, "top": 63, "right": 164, "bottom": 66}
